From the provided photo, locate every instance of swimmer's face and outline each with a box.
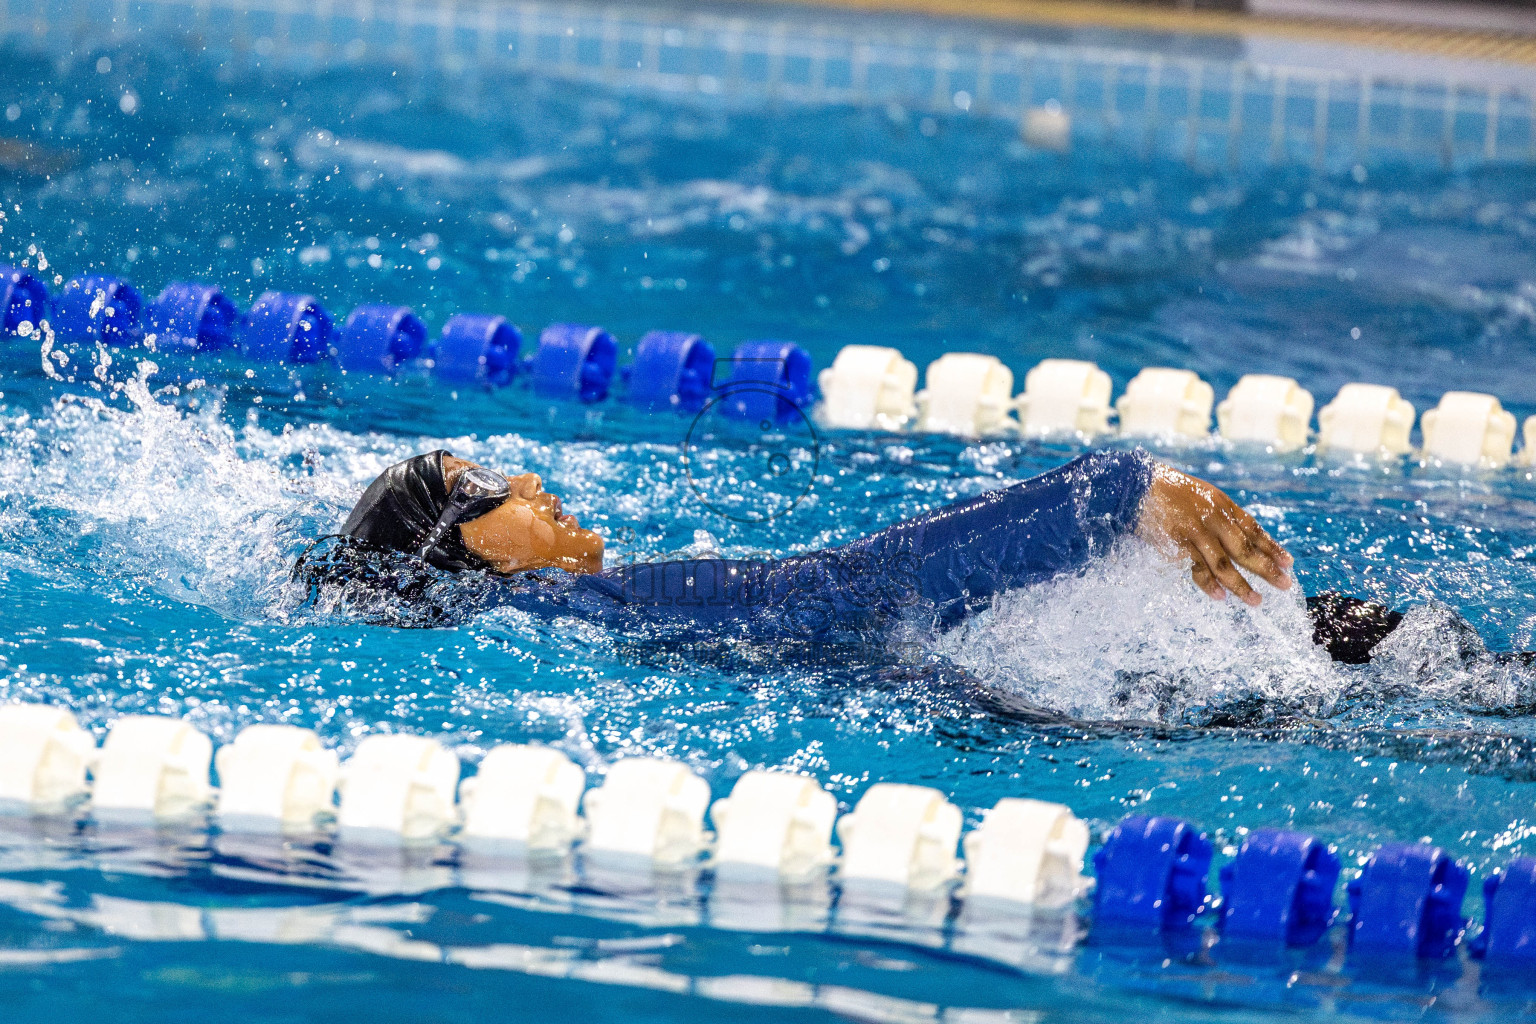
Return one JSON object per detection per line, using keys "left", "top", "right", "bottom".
{"left": 443, "top": 456, "right": 604, "bottom": 575}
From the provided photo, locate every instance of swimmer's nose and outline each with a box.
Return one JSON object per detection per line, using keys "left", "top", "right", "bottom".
{"left": 508, "top": 473, "right": 543, "bottom": 499}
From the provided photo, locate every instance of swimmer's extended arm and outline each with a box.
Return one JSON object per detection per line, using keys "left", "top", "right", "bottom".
{"left": 549, "top": 449, "right": 1290, "bottom": 636}
{"left": 560, "top": 450, "right": 1159, "bottom": 631}
{"left": 839, "top": 449, "right": 1153, "bottom": 623}
{"left": 842, "top": 449, "right": 1291, "bottom": 618}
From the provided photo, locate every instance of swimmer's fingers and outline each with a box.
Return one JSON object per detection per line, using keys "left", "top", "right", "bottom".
{"left": 1137, "top": 464, "right": 1292, "bottom": 604}
{"left": 1188, "top": 529, "right": 1261, "bottom": 607}
{"left": 1258, "top": 525, "right": 1293, "bottom": 569}
{"left": 1188, "top": 557, "right": 1227, "bottom": 602}
{"left": 1210, "top": 503, "right": 1293, "bottom": 591}
{"left": 1229, "top": 502, "right": 1293, "bottom": 573}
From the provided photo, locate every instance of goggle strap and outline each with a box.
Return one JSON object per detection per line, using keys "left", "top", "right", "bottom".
{"left": 415, "top": 469, "right": 512, "bottom": 562}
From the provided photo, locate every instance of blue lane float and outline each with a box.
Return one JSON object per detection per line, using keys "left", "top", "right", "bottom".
{"left": 53, "top": 275, "right": 143, "bottom": 345}
{"left": 532, "top": 323, "right": 617, "bottom": 402}
{"left": 1218, "top": 829, "right": 1340, "bottom": 947}
{"left": 1092, "top": 815, "right": 1212, "bottom": 936}
{"left": 336, "top": 304, "right": 427, "bottom": 373}
{"left": 1347, "top": 842, "right": 1468, "bottom": 961}
{"left": 625, "top": 330, "right": 715, "bottom": 412}
{"left": 434, "top": 313, "right": 521, "bottom": 387}
{"left": 718, "top": 340, "right": 814, "bottom": 423}
{"left": 1470, "top": 856, "right": 1536, "bottom": 971}
{"left": 0, "top": 265, "right": 48, "bottom": 336}
{"left": 242, "top": 292, "right": 334, "bottom": 364}
{"left": 0, "top": 260, "right": 827, "bottom": 415}
{"left": 146, "top": 282, "right": 239, "bottom": 353}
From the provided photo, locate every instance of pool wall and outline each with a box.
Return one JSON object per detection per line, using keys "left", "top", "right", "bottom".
{"left": 5, "top": 0, "right": 1536, "bottom": 172}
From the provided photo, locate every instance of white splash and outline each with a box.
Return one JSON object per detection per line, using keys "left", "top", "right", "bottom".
{"left": 3, "top": 371, "right": 306, "bottom": 619}
{"left": 0, "top": 357, "right": 635, "bottom": 626}
{"left": 934, "top": 542, "right": 1344, "bottom": 724}
{"left": 1364, "top": 602, "right": 1536, "bottom": 711}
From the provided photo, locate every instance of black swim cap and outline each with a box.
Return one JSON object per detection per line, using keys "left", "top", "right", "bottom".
{"left": 340, "top": 450, "right": 490, "bottom": 572}
{"left": 1306, "top": 591, "right": 1403, "bottom": 664}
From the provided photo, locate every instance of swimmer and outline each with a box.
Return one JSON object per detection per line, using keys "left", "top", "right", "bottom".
{"left": 299, "top": 447, "right": 1406, "bottom": 662}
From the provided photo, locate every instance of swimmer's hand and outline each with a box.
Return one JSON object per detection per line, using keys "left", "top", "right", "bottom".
{"left": 1136, "top": 463, "right": 1293, "bottom": 606}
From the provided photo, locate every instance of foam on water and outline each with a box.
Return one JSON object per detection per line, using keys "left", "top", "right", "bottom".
{"left": 936, "top": 544, "right": 1536, "bottom": 732}
{"left": 0, "top": 366, "right": 330, "bottom": 620}
{"left": 1359, "top": 601, "right": 1536, "bottom": 713}
{"left": 935, "top": 543, "right": 1343, "bottom": 725}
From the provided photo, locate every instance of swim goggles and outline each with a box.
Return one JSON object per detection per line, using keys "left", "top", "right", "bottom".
{"left": 416, "top": 466, "right": 512, "bottom": 560}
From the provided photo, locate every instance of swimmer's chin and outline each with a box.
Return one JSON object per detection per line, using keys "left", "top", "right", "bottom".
{"left": 491, "top": 533, "right": 604, "bottom": 576}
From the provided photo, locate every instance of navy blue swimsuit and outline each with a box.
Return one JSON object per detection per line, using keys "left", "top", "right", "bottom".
{"left": 491, "top": 449, "right": 1154, "bottom": 641}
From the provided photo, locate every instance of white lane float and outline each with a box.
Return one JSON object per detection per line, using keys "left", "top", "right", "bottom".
{"left": 817, "top": 345, "right": 919, "bottom": 430}
{"left": 1216, "top": 374, "right": 1315, "bottom": 452}
{"left": 1013, "top": 359, "right": 1113, "bottom": 438}
{"left": 915, "top": 353, "right": 1015, "bottom": 437}
{"left": 459, "top": 743, "right": 586, "bottom": 851}
{"left": 836, "top": 783, "right": 963, "bottom": 892}
{"left": 0, "top": 703, "right": 94, "bottom": 812}
{"left": 215, "top": 724, "right": 339, "bottom": 831}
{"left": 335, "top": 734, "right": 460, "bottom": 841}
{"left": 960, "top": 798, "right": 1088, "bottom": 909}
{"left": 1317, "top": 383, "right": 1416, "bottom": 456}
{"left": 1420, "top": 391, "right": 1517, "bottom": 469}
{"left": 711, "top": 770, "right": 838, "bottom": 880}
{"left": 581, "top": 757, "right": 711, "bottom": 866}
{"left": 92, "top": 715, "right": 213, "bottom": 821}
{"left": 1115, "top": 367, "right": 1213, "bottom": 440}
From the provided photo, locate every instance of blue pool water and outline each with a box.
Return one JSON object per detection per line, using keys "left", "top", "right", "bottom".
{"left": 4, "top": 11, "right": 1536, "bottom": 1021}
